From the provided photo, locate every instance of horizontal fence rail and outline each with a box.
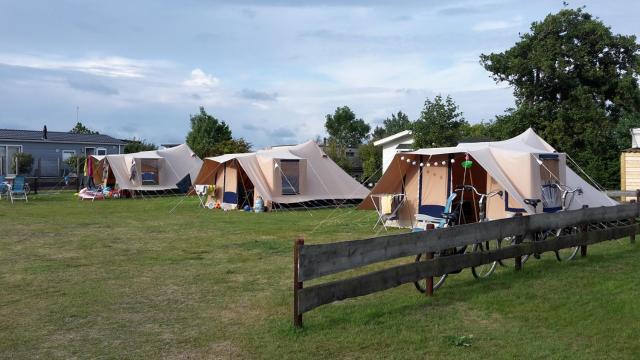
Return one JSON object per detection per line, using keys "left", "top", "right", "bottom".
{"left": 292, "top": 203, "right": 639, "bottom": 327}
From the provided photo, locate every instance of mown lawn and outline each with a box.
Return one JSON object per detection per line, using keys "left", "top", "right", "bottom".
{"left": 0, "top": 192, "right": 638, "bottom": 359}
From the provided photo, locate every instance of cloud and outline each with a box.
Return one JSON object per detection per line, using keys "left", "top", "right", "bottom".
{"left": 183, "top": 68, "right": 220, "bottom": 88}
{"left": 67, "top": 76, "right": 120, "bottom": 95}
{"left": 472, "top": 18, "right": 521, "bottom": 32}
{"left": 242, "top": 123, "right": 297, "bottom": 145}
{"left": 0, "top": 53, "right": 166, "bottom": 78}
{"left": 238, "top": 88, "right": 278, "bottom": 101}
{"left": 241, "top": 8, "right": 257, "bottom": 18}
{"left": 437, "top": 2, "right": 500, "bottom": 16}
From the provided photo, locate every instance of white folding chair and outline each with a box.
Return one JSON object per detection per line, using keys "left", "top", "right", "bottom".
{"left": 371, "top": 193, "right": 406, "bottom": 230}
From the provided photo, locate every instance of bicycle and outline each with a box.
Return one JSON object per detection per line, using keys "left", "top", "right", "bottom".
{"left": 413, "top": 185, "right": 504, "bottom": 293}
{"left": 501, "top": 184, "right": 583, "bottom": 265}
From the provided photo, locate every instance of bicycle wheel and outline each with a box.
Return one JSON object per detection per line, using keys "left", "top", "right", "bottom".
{"left": 554, "top": 227, "right": 580, "bottom": 261}
{"left": 497, "top": 236, "right": 517, "bottom": 267}
{"left": 471, "top": 240, "right": 499, "bottom": 278}
{"left": 414, "top": 252, "right": 448, "bottom": 293}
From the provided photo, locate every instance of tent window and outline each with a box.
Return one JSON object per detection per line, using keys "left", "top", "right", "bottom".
{"left": 280, "top": 160, "right": 300, "bottom": 195}
{"left": 140, "top": 159, "right": 159, "bottom": 185}
{"left": 539, "top": 154, "right": 561, "bottom": 209}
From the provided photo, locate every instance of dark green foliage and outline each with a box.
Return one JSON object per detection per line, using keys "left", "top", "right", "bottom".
{"left": 481, "top": 7, "right": 640, "bottom": 188}
{"left": 325, "top": 106, "right": 370, "bottom": 148}
{"left": 64, "top": 154, "right": 86, "bottom": 175}
{"left": 124, "top": 138, "right": 157, "bottom": 153}
{"left": 359, "top": 111, "right": 413, "bottom": 182}
{"left": 211, "top": 138, "right": 252, "bottom": 155}
{"left": 70, "top": 122, "right": 99, "bottom": 135}
{"left": 325, "top": 139, "right": 351, "bottom": 173}
{"left": 11, "top": 152, "right": 33, "bottom": 175}
{"left": 382, "top": 111, "right": 412, "bottom": 138}
{"left": 413, "top": 95, "right": 468, "bottom": 148}
{"left": 185, "top": 107, "right": 233, "bottom": 158}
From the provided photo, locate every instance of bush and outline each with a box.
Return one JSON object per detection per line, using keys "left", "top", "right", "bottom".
{"left": 64, "top": 154, "right": 86, "bottom": 175}
{"left": 11, "top": 152, "right": 33, "bottom": 175}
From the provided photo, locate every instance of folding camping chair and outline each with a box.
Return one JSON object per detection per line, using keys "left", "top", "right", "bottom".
{"left": 414, "top": 192, "right": 458, "bottom": 229}
{"left": 10, "top": 175, "right": 28, "bottom": 203}
{"left": 195, "top": 184, "right": 215, "bottom": 209}
{"left": 371, "top": 193, "right": 406, "bottom": 230}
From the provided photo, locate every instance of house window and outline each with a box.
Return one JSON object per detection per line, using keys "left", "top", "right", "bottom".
{"left": 85, "top": 147, "right": 96, "bottom": 156}
{"left": 280, "top": 160, "right": 300, "bottom": 195}
{"left": 140, "top": 159, "right": 159, "bottom": 185}
{"left": 62, "top": 150, "right": 75, "bottom": 161}
{"left": 96, "top": 148, "right": 107, "bottom": 155}
{"left": 0, "top": 145, "right": 22, "bottom": 176}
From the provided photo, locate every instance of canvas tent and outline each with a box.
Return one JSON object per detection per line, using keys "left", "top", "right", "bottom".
{"left": 91, "top": 144, "right": 203, "bottom": 192}
{"left": 359, "top": 129, "right": 617, "bottom": 228}
{"left": 194, "top": 140, "right": 369, "bottom": 209}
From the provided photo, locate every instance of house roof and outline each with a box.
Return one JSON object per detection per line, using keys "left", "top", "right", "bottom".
{"left": 0, "top": 129, "right": 126, "bottom": 145}
{"left": 373, "top": 130, "right": 413, "bottom": 147}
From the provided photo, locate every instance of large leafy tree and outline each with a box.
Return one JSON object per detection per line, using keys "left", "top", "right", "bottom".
{"left": 481, "top": 7, "right": 640, "bottom": 188}
{"left": 382, "top": 111, "right": 412, "bottom": 136}
{"left": 186, "top": 107, "right": 233, "bottom": 158}
{"left": 325, "top": 106, "right": 370, "bottom": 148}
{"left": 413, "top": 95, "right": 468, "bottom": 148}
{"left": 70, "top": 122, "right": 99, "bottom": 135}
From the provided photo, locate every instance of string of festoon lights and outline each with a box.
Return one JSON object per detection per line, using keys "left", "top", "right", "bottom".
{"left": 399, "top": 155, "right": 456, "bottom": 167}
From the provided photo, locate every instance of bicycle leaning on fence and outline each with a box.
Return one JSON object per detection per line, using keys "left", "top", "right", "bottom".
{"left": 413, "top": 185, "right": 504, "bottom": 293}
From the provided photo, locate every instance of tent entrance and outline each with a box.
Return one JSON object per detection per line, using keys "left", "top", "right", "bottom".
{"left": 237, "top": 165, "right": 254, "bottom": 208}
{"left": 450, "top": 154, "right": 488, "bottom": 224}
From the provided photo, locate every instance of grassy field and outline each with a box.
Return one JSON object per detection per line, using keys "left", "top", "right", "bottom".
{"left": 0, "top": 192, "right": 639, "bottom": 359}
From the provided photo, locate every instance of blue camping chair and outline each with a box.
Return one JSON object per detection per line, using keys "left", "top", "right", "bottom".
{"left": 0, "top": 175, "right": 7, "bottom": 200}
{"left": 415, "top": 192, "right": 458, "bottom": 229}
{"left": 10, "top": 175, "right": 28, "bottom": 203}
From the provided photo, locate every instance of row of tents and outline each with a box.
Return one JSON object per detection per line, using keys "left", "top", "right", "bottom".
{"left": 87, "top": 129, "right": 617, "bottom": 227}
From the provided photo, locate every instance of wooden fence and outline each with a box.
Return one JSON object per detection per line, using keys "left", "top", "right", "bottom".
{"left": 292, "top": 203, "right": 639, "bottom": 327}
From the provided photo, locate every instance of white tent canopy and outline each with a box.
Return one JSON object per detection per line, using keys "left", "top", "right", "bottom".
{"left": 195, "top": 140, "right": 369, "bottom": 208}
{"left": 91, "top": 144, "right": 203, "bottom": 191}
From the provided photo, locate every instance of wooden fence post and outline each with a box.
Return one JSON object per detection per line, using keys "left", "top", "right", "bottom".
{"left": 581, "top": 205, "right": 589, "bottom": 257}
{"left": 631, "top": 192, "right": 638, "bottom": 245}
{"left": 293, "top": 238, "right": 304, "bottom": 327}
{"left": 514, "top": 213, "right": 523, "bottom": 271}
{"left": 425, "top": 223, "right": 434, "bottom": 297}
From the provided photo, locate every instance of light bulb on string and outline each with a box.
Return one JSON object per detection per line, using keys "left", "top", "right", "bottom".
{"left": 419, "top": 162, "right": 424, "bottom": 167}
{"left": 412, "top": 161, "right": 416, "bottom": 165}
{"left": 451, "top": 159, "right": 456, "bottom": 163}
{"left": 433, "top": 162, "right": 438, "bottom": 166}
{"left": 441, "top": 161, "right": 446, "bottom": 165}
{"left": 400, "top": 156, "right": 405, "bottom": 160}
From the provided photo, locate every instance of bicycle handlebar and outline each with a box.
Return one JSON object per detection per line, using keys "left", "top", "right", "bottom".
{"left": 452, "top": 185, "right": 503, "bottom": 198}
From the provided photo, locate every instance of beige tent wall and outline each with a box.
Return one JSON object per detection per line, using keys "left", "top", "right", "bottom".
{"left": 258, "top": 156, "right": 276, "bottom": 194}
{"left": 420, "top": 165, "right": 448, "bottom": 208}
{"left": 298, "top": 158, "right": 307, "bottom": 195}
{"left": 486, "top": 174, "right": 508, "bottom": 220}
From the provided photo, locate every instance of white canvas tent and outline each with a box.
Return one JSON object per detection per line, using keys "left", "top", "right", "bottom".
{"left": 194, "top": 140, "right": 369, "bottom": 209}
{"left": 91, "top": 144, "right": 203, "bottom": 192}
{"left": 359, "top": 129, "right": 617, "bottom": 228}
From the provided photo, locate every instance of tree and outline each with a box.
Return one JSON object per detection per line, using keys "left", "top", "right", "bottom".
{"left": 70, "top": 122, "right": 99, "bottom": 134}
{"left": 480, "top": 7, "right": 640, "bottom": 188}
{"left": 413, "top": 95, "right": 468, "bottom": 148}
{"left": 210, "top": 138, "right": 251, "bottom": 155}
{"left": 124, "top": 138, "right": 157, "bottom": 153}
{"left": 382, "top": 111, "right": 412, "bottom": 137}
{"left": 186, "top": 107, "right": 233, "bottom": 158}
{"left": 358, "top": 111, "right": 414, "bottom": 182}
{"left": 325, "top": 106, "right": 370, "bottom": 148}
{"left": 325, "top": 139, "right": 351, "bottom": 173}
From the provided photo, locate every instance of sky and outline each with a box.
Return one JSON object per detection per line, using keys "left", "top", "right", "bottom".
{"left": 0, "top": 0, "right": 638, "bottom": 148}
